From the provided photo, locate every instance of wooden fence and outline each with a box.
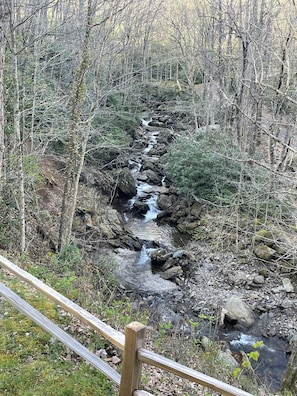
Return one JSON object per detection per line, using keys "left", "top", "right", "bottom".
{"left": 0, "top": 254, "right": 254, "bottom": 396}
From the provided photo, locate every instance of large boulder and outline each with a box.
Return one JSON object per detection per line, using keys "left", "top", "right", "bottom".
{"left": 142, "top": 169, "right": 162, "bottom": 185}
{"left": 157, "top": 194, "right": 176, "bottom": 210}
{"left": 156, "top": 128, "right": 174, "bottom": 143}
{"left": 132, "top": 200, "right": 149, "bottom": 215}
{"left": 142, "top": 159, "right": 159, "bottom": 172}
{"left": 74, "top": 185, "right": 141, "bottom": 249}
{"left": 221, "top": 295, "right": 255, "bottom": 328}
{"left": 115, "top": 168, "right": 137, "bottom": 198}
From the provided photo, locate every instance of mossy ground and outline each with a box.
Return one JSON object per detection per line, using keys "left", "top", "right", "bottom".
{"left": 0, "top": 271, "right": 116, "bottom": 396}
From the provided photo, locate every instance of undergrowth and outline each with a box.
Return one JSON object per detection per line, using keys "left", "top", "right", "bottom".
{"left": 0, "top": 272, "right": 116, "bottom": 396}
{"left": 0, "top": 248, "right": 269, "bottom": 396}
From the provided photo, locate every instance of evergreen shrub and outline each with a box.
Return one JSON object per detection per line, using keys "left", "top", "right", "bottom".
{"left": 163, "top": 130, "right": 242, "bottom": 202}
{"left": 163, "top": 130, "right": 291, "bottom": 218}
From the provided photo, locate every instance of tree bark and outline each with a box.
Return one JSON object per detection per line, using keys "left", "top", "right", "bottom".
{"left": 282, "top": 337, "right": 297, "bottom": 395}
{"left": 58, "top": 0, "right": 93, "bottom": 251}
{"left": 10, "top": 1, "right": 26, "bottom": 253}
{"left": 0, "top": 0, "right": 9, "bottom": 188}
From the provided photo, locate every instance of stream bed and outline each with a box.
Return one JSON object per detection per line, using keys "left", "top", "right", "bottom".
{"left": 114, "top": 127, "right": 289, "bottom": 392}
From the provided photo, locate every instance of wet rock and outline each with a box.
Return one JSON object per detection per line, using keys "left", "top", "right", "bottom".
{"left": 136, "top": 173, "right": 148, "bottom": 182}
{"left": 172, "top": 250, "right": 185, "bottom": 259}
{"left": 149, "top": 249, "right": 171, "bottom": 263}
{"left": 161, "top": 259, "right": 175, "bottom": 271}
{"left": 132, "top": 200, "right": 149, "bottom": 215}
{"left": 156, "top": 129, "right": 174, "bottom": 143}
{"left": 169, "top": 205, "right": 187, "bottom": 223}
{"left": 149, "top": 144, "right": 167, "bottom": 156}
{"left": 160, "top": 265, "right": 183, "bottom": 280}
{"left": 142, "top": 160, "right": 159, "bottom": 172}
{"left": 150, "top": 120, "right": 164, "bottom": 128}
{"left": 157, "top": 194, "right": 176, "bottom": 210}
{"left": 114, "top": 249, "right": 178, "bottom": 295}
{"left": 143, "top": 169, "right": 161, "bottom": 185}
{"left": 221, "top": 295, "right": 255, "bottom": 328}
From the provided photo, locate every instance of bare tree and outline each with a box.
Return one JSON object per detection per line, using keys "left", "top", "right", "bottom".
{"left": 58, "top": 0, "right": 94, "bottom": 251}
{"left": 58, "top": 0, "right": 134, "bottom": 250}
{"left": 0, "top": 0, "right": 9, "bottom": 187}
{"left": 2, "top": 0, "right": 59, "bottom": 252}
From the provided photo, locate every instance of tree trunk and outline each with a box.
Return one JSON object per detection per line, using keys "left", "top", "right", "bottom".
{"left": 58, "top": 0, "right": 93, "bottom": 251}
{"left": 10, "top": 3, "right": 26, "bottom": 253}
{"left": 0, "top": 0, "right": 9, "bottom": 188}
{"left": 282, "top": 337, "right": 297, "bottom": 394}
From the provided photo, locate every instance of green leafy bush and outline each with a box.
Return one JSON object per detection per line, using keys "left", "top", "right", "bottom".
{"left": 163, "top": 131, "right": 243, "bottom": 201}
{"left": 163, "top": 130, "right": 292, "bottom": 219}
{"left": 163, "top": 130, "right": 290, "bottom": 218}
{"left": 86, "top": 112, "right": 138, "bottom": 165}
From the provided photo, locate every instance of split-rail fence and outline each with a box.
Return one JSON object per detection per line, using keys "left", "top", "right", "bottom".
{"left": 0, "top": 254, "right": 254, "bottom": 396}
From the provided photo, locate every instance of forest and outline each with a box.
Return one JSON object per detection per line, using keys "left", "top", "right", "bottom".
{"left": 1, "top": 0, "right": 297, "bottom": 395}
{"left": 0, "top": 0, "right": 297, "bottom": 253}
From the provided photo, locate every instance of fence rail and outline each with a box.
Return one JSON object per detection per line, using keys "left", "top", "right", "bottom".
{"left": 0, "top": 254, "right": 254, "bottom": 396}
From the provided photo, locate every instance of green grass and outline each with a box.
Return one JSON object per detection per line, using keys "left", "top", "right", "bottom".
{"left": 0, "top": 277, "right": 116, "bottom": 396}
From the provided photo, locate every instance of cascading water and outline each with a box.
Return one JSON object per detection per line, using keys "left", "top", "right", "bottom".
{"left": 114, "top": 128, "right": 179, "bottom": 294}
{"left": 144, "top": 193, "right": 161, "bottom": 222}
{"left": 124, "top": 131, "right": 175, "bottom": 262}
{"left": 227, "top": 333, "right": 288, "bottom": 390}
{"left": 115, "top": 125, "right": 289, "bottom": 391}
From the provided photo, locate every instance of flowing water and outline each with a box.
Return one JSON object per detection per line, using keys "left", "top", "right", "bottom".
{"left": 115, "top": 127, "right": 289, "bottom": 391}
{"left": 114, "top": 129, "right": 181, "bottom": 293}
{"left": 225, "top": 332, "right": 288, "bottom": 390}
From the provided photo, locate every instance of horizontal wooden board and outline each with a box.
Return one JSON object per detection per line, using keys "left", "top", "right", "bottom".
{"left": 137, "top": 348, "right": 254, "bottom": 396}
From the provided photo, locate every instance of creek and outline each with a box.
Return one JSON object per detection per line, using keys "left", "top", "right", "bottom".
{"left": 114, "top": 126, "right": 289, "bottom": 392}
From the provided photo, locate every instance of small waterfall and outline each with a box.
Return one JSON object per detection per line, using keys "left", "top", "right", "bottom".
{"left": 144, "top": 193, "right": 161, "bottom": 222}
{"left": 136, "top": 245, "right": 151, "bottom": 269}
{"left": 115, "top": 123, "right": 290, "bottom": 392}
{"left": 143, "top": 131, "right": 159, "bottom": 154}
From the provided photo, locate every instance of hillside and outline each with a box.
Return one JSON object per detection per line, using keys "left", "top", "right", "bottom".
{"left": 1, "top": 1, "right": 297, "bottom": 394}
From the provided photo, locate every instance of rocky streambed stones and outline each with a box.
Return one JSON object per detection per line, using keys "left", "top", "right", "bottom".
{"left": 221, "top": 295, "right": 255, "bottom": 328}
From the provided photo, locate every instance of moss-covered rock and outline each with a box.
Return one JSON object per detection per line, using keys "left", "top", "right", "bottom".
{"left": 254, "top": 244, "right": 276, "bottom": 261}
{"left": 254, "top": 229, "right": 280, "bottom": 247}
{"left": 177, "top": 221, "right": 200, "bottom": 234}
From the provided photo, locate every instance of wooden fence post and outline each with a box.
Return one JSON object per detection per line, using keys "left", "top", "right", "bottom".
{"left": 119, "top": 322, "right": 146, "bottom": 396}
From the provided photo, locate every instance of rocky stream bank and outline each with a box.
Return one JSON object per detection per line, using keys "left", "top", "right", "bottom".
{"left": 38, "top": 112, "right": 297, "bottom": 392}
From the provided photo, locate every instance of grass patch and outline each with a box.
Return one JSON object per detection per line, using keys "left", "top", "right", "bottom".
{"left": 0, "top": 272, "right": 116, "bottom": 396}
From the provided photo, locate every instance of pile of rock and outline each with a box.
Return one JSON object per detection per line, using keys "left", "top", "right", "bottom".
{"left": 149, "top": 248, "right": 196, "bottom": 284}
